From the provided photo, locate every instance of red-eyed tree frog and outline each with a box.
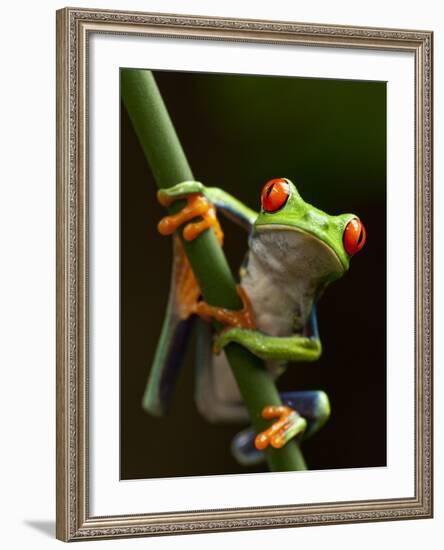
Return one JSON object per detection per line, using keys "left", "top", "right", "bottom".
{"left": 142, "top": 178, "right": 366, "bottom": 465}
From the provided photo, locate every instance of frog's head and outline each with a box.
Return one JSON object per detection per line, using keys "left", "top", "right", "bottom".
{"left": 253, "top": 178, "right": 366, "bottom": 283}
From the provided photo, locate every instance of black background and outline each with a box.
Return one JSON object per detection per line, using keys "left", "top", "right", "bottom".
{"left": 120, "top": 70, "right": 386, "bottom": 479}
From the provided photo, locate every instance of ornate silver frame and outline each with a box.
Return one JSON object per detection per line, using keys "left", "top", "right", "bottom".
{"left": 56, "top": 7, "right": 433, "bottom": 541}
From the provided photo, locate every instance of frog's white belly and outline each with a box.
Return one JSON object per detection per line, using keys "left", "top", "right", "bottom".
{"left": 242, "top": 255, "right": 308, "bottom": 337}
{"left": 242, "top": 228, "right": 341, "bottom": 336}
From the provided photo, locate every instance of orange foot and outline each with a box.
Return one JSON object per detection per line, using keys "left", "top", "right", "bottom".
{"left": 255, "top": 405, "right": 307, "bottom": 450}
{"left": 157, "top": 191, "right": 223, "bottom": 245}
{"left": 192, "top": 285, "right": 255, "bottom": 330}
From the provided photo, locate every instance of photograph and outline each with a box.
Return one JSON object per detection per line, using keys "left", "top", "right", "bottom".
{"left": 55, "top": 7, "right": 432, "bottom": 541}
{"left": 120, "top": 68, "right": 387, "bottom": 479}
{"left": 1, "top": 0, "right": 440, "bottom": 548}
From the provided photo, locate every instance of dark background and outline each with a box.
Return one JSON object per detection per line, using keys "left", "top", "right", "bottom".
{"left": 120, "top": 70, "right": 386, "bottom": 479}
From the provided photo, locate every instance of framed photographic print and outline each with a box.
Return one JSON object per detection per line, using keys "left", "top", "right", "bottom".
{"left": 56, "top": 7, "right": 433, "bottom": 541}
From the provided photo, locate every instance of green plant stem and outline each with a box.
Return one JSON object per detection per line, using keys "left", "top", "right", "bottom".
{"left": 121, "top": 68, "right": 306, "bottom": 472}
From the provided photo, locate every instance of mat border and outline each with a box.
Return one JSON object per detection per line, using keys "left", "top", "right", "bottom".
{"left": 56, "top": 7, "right": 433, "bottom": 542}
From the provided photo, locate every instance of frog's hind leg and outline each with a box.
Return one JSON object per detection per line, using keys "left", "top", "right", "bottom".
{"left": 142, "top": 237, "right": 201, "bottom": 416}
{"left": 230, "top": 390, "right": 330, "bottom": 466}
{"left": 231, "top": 427, "right": 265, "bottom": 466}
{"left": 194, "top": 318, "right": 250, "bottom": 423}
{"left": 280, "top": 390, "right": 331, "bottom": 438}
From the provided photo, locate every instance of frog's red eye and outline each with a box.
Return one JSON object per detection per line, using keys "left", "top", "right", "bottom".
{"left": 343, "top": 218, "right": 366, "bottom": 256}
{"left": 261, "top": 178, "right": 290, "bottom": 213}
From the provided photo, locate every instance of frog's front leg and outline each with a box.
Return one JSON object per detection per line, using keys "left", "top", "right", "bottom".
{"left": 157, "top": 181, "right": 223, "bottom": 244}
{"left": 214, "top": 328, "right": 322, "bottom": 362}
